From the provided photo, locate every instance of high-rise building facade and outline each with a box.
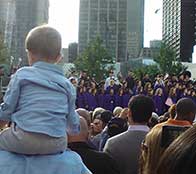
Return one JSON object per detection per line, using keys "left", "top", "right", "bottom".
{"left": 79, "top": 0, "right": 144, "bottom": 62}
{"left": 68, "top": 43, "right": 78, "bottom": 63}
{"left": 0, "top": 0, "right": 8, "bottom": 34}
{"left": 162, "top": 0, "right": 196, "bottom": 62}
{"left": 0, "top": 0, "right": 49, "bottom": 65}
{"left": 14, "top": 0, "right": 49, "bottom": 65}
{"left": 127, "top": 0, "right": 144, "bottom": 59}
{"left": 0, "top": 0, "right": 15, "bottom": 50}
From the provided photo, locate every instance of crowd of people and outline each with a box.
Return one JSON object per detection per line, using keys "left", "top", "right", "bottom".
{"left": 67, "top": 69, "right": 196, "bottom": 174}
{"left": 73, "top": 96, "right": 196, "bottom": 174}
{"left": 0, "top": 24, "right": 196, "bottom": 174}
{"left": 69, "top": 68, "right": 195, "bottom": 116}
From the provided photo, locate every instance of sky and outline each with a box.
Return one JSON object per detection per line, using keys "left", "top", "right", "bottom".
{"left": 49, "top": 0, "right": 162, "bottom": 48}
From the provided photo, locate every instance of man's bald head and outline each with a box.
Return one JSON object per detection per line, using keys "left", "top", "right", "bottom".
{"left": 76, "top": 108, "right": 91, "bottom": 127}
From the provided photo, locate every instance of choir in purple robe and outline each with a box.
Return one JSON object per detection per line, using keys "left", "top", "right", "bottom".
{"left": 73, "top": 71, "right": 196, "bottom": 116}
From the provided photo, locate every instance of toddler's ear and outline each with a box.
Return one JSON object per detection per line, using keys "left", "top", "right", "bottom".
{"left": 56, "top": 54, "right": 63, "bottom": 64}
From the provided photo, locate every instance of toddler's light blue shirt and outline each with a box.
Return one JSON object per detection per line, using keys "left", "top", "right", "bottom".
{"left": 0, "top": 61, "right": 80, "bottom": 137}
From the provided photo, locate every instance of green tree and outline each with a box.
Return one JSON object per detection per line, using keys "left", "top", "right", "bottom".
{"left": 154, "top": 43, "right": 186, "bottom": 75}
{"left": 133, "top": 64, "right": 160, "bottom": 80}
{"left": 74, "top": 37, "right": 114, "bottom": 81}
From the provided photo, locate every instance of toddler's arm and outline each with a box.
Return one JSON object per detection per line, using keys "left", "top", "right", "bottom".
{"left": 66, "top": 84, "right": 80, "bottom": 135}
{"left": 0, "top": 74, "right": 20, "bottom": 121}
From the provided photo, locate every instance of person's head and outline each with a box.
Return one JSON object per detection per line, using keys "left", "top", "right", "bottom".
{"left": 147, "top": 112, "right": 159, "bottom": 129}
{"left": 69, "top": 77, "right": 77, "bottom": 87}
{"left": 25, "top": 25, "right": 62, "bottom": 65}
{"left": 92, "top": 107, "right": 105, "bottom": 121}
{"left": 68, "top": 116, "right": 89, "bottom": 143}
{"left": 109, "top": 70, "right": 114, "bottom": 77}
{"left": 144, "top": 73, "right": 149, "bottom": 79}
{"left": 118, "top": 88, "right": 124, "bottom": 95}
{"left": 144, "top": 82, "right": 152, "bottom": 91}
{"left": 90, "top": 118, "right": 104, "bottom": 136}
{"left": 110, "top": 79, "right": 115, "bottom": 86}
{"left": 137, "top": 80, "right": 142, "bottom": 87}
{"left": 97, "top": 110, "right": 113, "bottom": 128}
{"left": 107, "top": 117, "right": 128, "bottom": 137}
{"left": 168, "top": 87, "right": 176, "bottom": 97}
{"left": 175, "top": 98, "right": 196, "bottom": 123}
{"left": 191, "top": 90, "right": 196, "bottom": 97}
{"left": 76, "top": 108, "right": 91, "bottom": 128}
{"left": 109, "top": 88, "right": 114, "bottom": 95}
{"left": 157, "top": 124, "right": 196, "bottom": 174}
{"left": 113, "top": 106, "right": 123, "bottom": 117}
{"left": 140, "top": 124, "right": 164, "bottom": 174}
{"left": 183, "top": 70, "right": 191, "bottom": 81}
{"left": 183, "top": 88, "right": 188, "bottom": 95}
{"left": 155, "top": 88, "right": 163, "bottom": 96}
{"left": 128, "top": 95, "right": 155, "bottom": 124}
{"left": 168, "top": 104, "right": 176, "bottom": 119}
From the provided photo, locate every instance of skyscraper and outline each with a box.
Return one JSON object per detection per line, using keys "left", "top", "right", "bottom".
{"left": 127, "top": 0, "right": 144, "bottom": 59}
{"left": 162, "top": 0, "right": 196, "bottom": 62}
{"left": 0, "top": 0, "right": 49, "bottom": 65}
{"left": 79, "top": 0, "right": 144, "bottom": 62}
{"left": 0, "top": 0, "right": 15, "bottom": 50}
{"left": 14, "top": 0, "right": 49, "bottom": 65}
{"left": 0, "top": 0, "right": 8, "bottom": 34}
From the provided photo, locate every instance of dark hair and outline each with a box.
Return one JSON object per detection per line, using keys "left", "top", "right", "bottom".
{"left": 25, "top": 25, "right": 62, "bottom": 59}
{"left": 157, "top": 125, "right": 196, "bottom": 174}
{"left": 97, "top": 110, "right": 113, "bottom": 124}
{"left": 147, "top": 114, "right": 159, "bottom": 128}
{"left": 176, "top": 98, "right": 196, "bottom": 117}
{"left": 107, "top": 117, "right": 128, "bottom": 137}
{"left": 128, "top": 95, "right": 155, "bottom": 123}
{"left": 183, "top": 70, "right": 191, "bottom": 78}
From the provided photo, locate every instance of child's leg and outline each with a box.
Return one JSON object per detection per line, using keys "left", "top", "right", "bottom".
{"left": 0, "top": 123, "right": 67, "bottom": 155}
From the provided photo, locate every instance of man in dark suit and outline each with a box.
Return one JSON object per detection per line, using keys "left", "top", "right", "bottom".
{"left": 104, "top": 95, "right": 155, "bottom": 174}
{"left": 68, "top": 116, "right": 120, "bottom": 174}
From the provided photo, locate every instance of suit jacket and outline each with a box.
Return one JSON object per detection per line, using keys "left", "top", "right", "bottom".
{"left": 68, "top": 142, "right": 120, "bottom": 174}
{"left": 104, "top": 130, "right": 148, "bottom": 174}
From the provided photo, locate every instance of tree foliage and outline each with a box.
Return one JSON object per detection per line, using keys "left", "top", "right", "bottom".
{"left": 0, "top": 34, "right": 9, "bottom": 65}
{"left": 74, "top": 37, "right": 114, "bottom": 81}
{"left": 154, "top": 43, "right": 186, "bottom": 75}
{"left": 0, "top": 33, "right": 10, "bottom": 76}
{"left": 133, "top": 44, "right": 187, "bottom": 80}
{"left": 133, "top": 64, "right": 160, "bottom": 80}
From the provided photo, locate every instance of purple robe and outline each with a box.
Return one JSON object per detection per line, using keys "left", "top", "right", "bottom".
{"left": 105, "top": 85, "right": 118, "bottom": 94}
{"left": 171, "top": 96, "right": 177, "bottom": 104}
{"left": 104, "top": 94, "right": 115, "bottom": 112}
{"left": 86, "top": 92, "right": 97, "bottom": 111}
{"left": 76, "top": 93, "right": 85, "bottom": 108}
{"left": 122, "top": 93, "right": 132, "bottom": 108}
{"left": 97, "top": 94, "right": 105, "bottom": 108}
{"left": 153, "top": 95, "right": 165, "bottom": 116}
{"left": 83, "top": 91, "right": 90, "bottom": 110}
{"left": 115, "top": 94, "right": 123, "bottom": 107}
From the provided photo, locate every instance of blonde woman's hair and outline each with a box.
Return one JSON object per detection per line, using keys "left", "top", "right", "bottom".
{"left": 140, "top": 124, "right": 165, "bottom": 174}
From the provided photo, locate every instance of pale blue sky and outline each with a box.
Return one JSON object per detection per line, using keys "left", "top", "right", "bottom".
{"left": 49, "top": 0, "right": 162, "bottom": 48}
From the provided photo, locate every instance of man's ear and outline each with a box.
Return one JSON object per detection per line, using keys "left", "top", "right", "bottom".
{"left": 128, "top": 109, "right": 133, "bottom": 123}
{"left": 188, "top": 112, "right": 195, "bottom": 124}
